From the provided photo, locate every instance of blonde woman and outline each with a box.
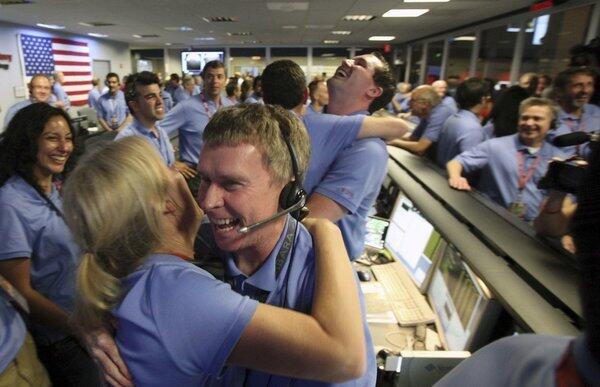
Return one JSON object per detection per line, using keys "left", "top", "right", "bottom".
{"left": 62, "top": 137, "right": 365, "bottom": 386}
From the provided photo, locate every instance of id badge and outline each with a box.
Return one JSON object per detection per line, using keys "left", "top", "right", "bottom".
{"left": 508, "top": 201, "right": 526, "bottom": 219}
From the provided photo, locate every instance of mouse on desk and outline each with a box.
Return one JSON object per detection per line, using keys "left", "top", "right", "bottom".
{"left": 357, "top": 270, "right": 371, "bottom": 282}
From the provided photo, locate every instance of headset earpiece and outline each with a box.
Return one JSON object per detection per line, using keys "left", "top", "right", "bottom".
{"left": 279, "top": 131, "right": 307, "bottom": 220}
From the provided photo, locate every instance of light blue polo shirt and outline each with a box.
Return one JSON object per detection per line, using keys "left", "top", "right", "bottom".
{"left": 437, "top": 109, "right": 484, "bottom": 168}
{"left": 0, "top": 289, "right": 26, "bottom": 373}
{"left": 159, "top": 95, "right": 235, "bottom": 165}
{"left": 441, "top": 95, "right": 458, "bottom": 113}
{"left": 244, "top": 94, "right": 263, "bottom": 104}
{"left": 97, "top": 90, "right": 129, "bottom": 130}
{"left": 455, "top": 134, "right": 568, "bottom": 221}
{"left": 209, "top": 216, "right": 377, "bottom": 387}
{"left": 115, "top": 118, "right": 175, "bottom": 166}
{"left": 0, "top": 175, "right": 79, "bottom": 344}
{"left": 53, "top": 82, "right": 71, "bottom": 110}
{"left": 305, "top": 104, "right": 322, "bottom": 117}
{"left": 482, "top": 120, "right": 495, "bottom": 140}
{"left": 88, "top": 88, "right": 102, "bottom": 111}
{"left": 546, "top": 103, "right": 600, "bottom": 158}
{"left": 173, "top": 86, "right": 191, "bottom": 105}
{"left": 161, "top": 90, "right": 173, "bottom": 114}
{"left": 436, "top": 334, "right": 599, "bottom": 387}
{"left": 410, "top": 102, "right": 455, "bottom": 143}
{"left": 113, "top": 254, "right": 258, "bottom": 387}
{"left": 315, "top": 138, "right": 388, "bottom": 260}
{"left": 3, "top": 100, "right": 32, "bottom": 128}
{"left": 301, "top": 112, "right": 364, "bottom": 194}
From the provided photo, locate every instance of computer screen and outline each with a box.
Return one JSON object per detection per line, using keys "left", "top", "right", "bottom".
{"left": 181, "top": 51, "right": 224, "bottom": 74}
{"left": 365, "top": 216, "right": 389, "bottom": 250}
{"left": 384, "top": 194, "right": 440, "bottom": 289}
{"left": 427, "top": 243, "right": 489, "bottom": 351}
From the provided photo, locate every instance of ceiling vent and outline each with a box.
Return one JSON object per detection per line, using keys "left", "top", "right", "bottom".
{"left": 137, "top": 34, "right": 160, "bottom": 38}
{"left": 267, "top": 2, "right": 308, "bottom": 12}
{"left": 342, "top": 15, "right": 376, "bottom": 21}
{"left": 203, "top": 16, "right": 238, "bottom": 22}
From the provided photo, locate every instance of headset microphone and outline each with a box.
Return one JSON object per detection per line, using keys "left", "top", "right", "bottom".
{"left": 238, "top": 196, "right": 306, "bottom": 234}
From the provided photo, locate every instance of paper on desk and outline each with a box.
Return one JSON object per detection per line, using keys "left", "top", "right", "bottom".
{"left": 360, "top": 282, "right": 397, "bottom": 324}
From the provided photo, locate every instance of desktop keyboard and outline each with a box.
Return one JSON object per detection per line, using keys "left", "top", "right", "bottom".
{"left": 371, "top": 262, "right": 436, "bottom": 326}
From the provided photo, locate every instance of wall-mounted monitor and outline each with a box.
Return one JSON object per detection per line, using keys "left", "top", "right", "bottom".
{"left": 181, "top": 51, "right": 224, "bottom": 74}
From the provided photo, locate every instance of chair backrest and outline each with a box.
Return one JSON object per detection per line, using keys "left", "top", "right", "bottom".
{"left": 78, "top": 107, "right": 98, "bottom": 126}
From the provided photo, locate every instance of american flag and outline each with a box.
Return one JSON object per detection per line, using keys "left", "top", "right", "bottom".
{"left": 19, "top": 34, "right": 92, "bottom": 106}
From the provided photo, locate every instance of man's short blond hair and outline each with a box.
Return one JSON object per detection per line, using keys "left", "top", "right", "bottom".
{"left": 203, "top": 104, "right": 310, "bottom": 185}
{"left": 519, "top": 97, "right": 560, "bottom": 121}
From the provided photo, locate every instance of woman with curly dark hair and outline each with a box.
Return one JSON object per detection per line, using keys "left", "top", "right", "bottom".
{"left": 0, "top": 102, "right": 101, "bottom": 386}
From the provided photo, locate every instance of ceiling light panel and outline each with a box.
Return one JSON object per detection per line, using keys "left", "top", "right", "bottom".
{"left": 383, "top": 9, "right": 429, "bottom": 17}
{"left": 332, "top": 31, "right": 351, "bottom": 35}
{"left": 36, "top": 23, "right": 65, "bottom": 29}
{"left": 369, "top": 36, "right": 395, "bottom": 41}
{"left": 267, "top": 2, "right": 308, "bottom": 12}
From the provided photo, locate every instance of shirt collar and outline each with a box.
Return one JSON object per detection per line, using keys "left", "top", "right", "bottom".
{"left": 10, "top": 174, "right": 58, "bottom": 202}
{"left": 225, "top": 216, "right": 291, "bottom": 292}
{"left": 458, "top": 109, "right": 479, "bottom": 121}
{"left": 131, "top": 118, "right": 159, "bottom": 139}
{"left": 349, "top": 110, "right": 370, "bottom": 116}
{"left": 513, "top": 134, "right": 547, "bottom": 156}
{"left": 572, "top": 334, "right": 600, "bottom": 385}
{"left": 559, "top": 104, "right": 593, "bottom": 121}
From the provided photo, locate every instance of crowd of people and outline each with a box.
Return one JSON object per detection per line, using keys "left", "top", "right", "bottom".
{"left": 0, "top": 44, "right": 599, "bottom": 387}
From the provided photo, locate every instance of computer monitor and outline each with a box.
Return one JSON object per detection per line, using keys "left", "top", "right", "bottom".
{"left": 427, "top": 243, "right": 501, "bottom": 351}
{"left": 181, "top": 51, "right": 224, "bottom": 74}
{"left": 365, "top": 216, "right": 389, "bottom": 250}
{"left": 384, "top": 194, "right": 441, "bottom": 291}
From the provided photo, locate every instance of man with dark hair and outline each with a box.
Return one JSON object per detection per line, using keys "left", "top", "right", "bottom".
{"left": 164, "top": 73, "right": 181, "bottom": 99}
{"left": 436, "top": 78, "right": 487, "bottom": 167}
{"left": 4, "top": 74, "right": 54, "bottom": 128}
{"left": 160, "top": 60, "right": 233, "bottom": 168}
{"left": 225, "top": 81, "right": 241, "bottom": 105}
{"left": 96, "top": 72, "right": 131, "bottom": 132}
{"left": 306, "top": 78, "right": 328, "bottom": 115}
{"left": 547, "top": 66, "right": 600, "bottom": 158}
{"left": 244, "top": 75, "right": 263, "bottom": 104}
{"left": 262, "top": 55, "right": 410, "bottom": 261}
{"left": 389, "top": 84, "right": 455, "bottom": 160}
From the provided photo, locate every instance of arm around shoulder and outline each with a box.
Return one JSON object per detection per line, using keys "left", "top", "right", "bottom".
{"left": 229, "top": 219, "right": 365, "bottom": 382}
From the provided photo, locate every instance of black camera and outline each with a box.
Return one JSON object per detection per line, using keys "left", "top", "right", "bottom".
{"left": 538, "top": 158, "right": 588, "bottom": 194}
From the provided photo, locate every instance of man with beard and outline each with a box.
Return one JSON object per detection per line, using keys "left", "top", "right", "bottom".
{"left": 547, "top": 67, "right": 600, "bottom": 159}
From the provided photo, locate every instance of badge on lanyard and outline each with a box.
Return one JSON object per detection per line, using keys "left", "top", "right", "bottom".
{"left": 510, "top": 149, "right": 542, "bottom": 220}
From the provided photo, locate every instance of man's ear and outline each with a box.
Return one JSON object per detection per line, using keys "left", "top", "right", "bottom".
{"left": 367, "top": 85, "right": 383, "bottom": 99}
{"left": 165, "top": 199, "right": 176, "bottom": 214}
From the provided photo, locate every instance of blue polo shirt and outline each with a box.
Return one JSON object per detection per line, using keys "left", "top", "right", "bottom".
{"left": 0, "top": 289, "right": 26, "bottom": 373}
{"left": 209, "top": 216, "right": 377, "bottom": 387}
{"left": 161, "top": 90, "right": 173, "bottom": 114}
{"left": 305, "top": 104, "right": 322, "bottom": 117}
{"left": 410, "top": 102, "right": 455, "bottom": 143}
{"left": 0, "top": 175, "right": 79, "bottom": 344}
{"left": 436, "top": 109, "right": 484, "bottom": 168}
{"left": 301, "top": 112, "right": 363, "bottom": 194}
{"left": 172, "top": 86, "right": 191, "bottom": 105}
{"left": 244, "top": 94, "right": 263, "bottom": 104}
{"left": 88, "top": 88, "right": 102, "bottom": 111}
{"left": 482, "top": 121, "right": 495, "bottom": 140}
{"left": 160, "top": 95, "right": 235, "bottom": 165}
{"left": 53, "top": 83, "right": 71, "bottom": 110}
{"left": 315, "top": 138, "right": 388, "bottom": 260}
{"left": 436, "top": 334, "right": 599, "bottom": 387}
{"left": 455, "top": 134, "right": 568, "bottom": 221}
{"left": 441, "top": 95, "right": 458, "bottom": 113}
{"left": 3, "top": 100, "right": 32, "bottom": 128}
{"left": 546, "top": 104, "right": 600, "bottom": 158}
{"left": 97, "top": 90, "right": 129, "bottom": 130}
{"left": 115, "top": 118, "right": 175, "bottom": 166}
{"left": 113, "top": 254, "right": 258, "bottom": 387}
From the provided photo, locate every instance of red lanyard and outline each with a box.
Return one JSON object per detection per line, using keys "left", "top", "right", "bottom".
{"left": 516, "top": 149, "right": 541, "bottom": 191}
{"left": 199, "top": 92, "right": 220, "bottom": 118}
{"left": 555, "top": 341, "right": 586, "bottom": 387}
{"left": 564, "top": 117, "right": 586, "bottom": 156}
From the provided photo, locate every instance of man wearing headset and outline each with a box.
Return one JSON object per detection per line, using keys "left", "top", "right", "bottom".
{"left": 196, "top": 104, "right": 374, "bottom": 387}
{"left": 447, "top": 97, "right": 569, "bottom": 222}
{"left": 96, "top": 73, "right": 131, "bottom": 132}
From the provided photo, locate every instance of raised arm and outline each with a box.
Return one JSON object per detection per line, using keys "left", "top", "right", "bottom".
{"left": 229, "top": 219, "right": 365, "bottom": 382}
{"left": 357, "top": 116, "right": 412, "bottom": 141}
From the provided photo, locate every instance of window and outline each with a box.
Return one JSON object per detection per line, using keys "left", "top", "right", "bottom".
{"left": 425, "top": 40, "right": 444, "bottom": 84}
{"left": 447, "top": 35, "right": 476, "bottom": 81}
{"left": 475, "top": 25, "right": 517, "bottom": 83}
{"left": 410, "top": 44, "right": 423, "bottom": 87}
{"left": 311, "top": 48, "right": 348, "bottom": 80}
{"left": 521, "top": 5, "right": 593, "bottom": 78}
{"left": 229, "top": 48, "right": 266, "bottom": 77}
